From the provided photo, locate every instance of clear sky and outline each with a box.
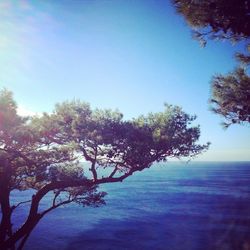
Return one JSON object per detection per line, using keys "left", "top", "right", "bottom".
{"left": 0, "top": 0, "right": 249, "bottom": 161}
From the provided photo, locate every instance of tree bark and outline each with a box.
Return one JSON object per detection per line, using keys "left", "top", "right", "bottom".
{"left": 0, "top": 188, "right": 12, "bottom": 244}
{"left": 0, "top": 156, "right": 13, "bottom": 248}
{"left": 0, "top": 168, "right": 137, "bottom": 249}
{"left": 17, "top": 232, "right": 31, "bottom": 250}
{"left": 1, "top": 213, "right": 42, "bottom": 250}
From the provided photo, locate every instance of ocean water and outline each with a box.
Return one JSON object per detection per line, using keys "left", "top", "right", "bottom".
{"left": 9, "top": 162, "right": 250, "bottom": 250}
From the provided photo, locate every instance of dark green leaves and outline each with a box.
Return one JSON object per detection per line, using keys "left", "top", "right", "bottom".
{"left": 50, "top": 101, "right": 208, "bottom": 175}
{"left": 0, "top": 89, "right": 208, "bottom": 211}
{"left": 172, "top": 0, "right": 250, "bottom": 127}
{"left": 173, "top": 0, "right": 250, "bottom": 42}
{"left": 210, "top": 68, "right": 250, "bottom": 127}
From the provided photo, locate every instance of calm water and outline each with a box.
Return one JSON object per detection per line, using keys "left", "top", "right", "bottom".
{"left": 10, "top": 162, "right": 250, "bottom": 250}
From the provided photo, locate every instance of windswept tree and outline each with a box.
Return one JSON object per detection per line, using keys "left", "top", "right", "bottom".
{"left": 0, "top": 89, "right": 209, "bottom": 249}
{"left": 172, "top": 0, "right": 250, "bottom": 127}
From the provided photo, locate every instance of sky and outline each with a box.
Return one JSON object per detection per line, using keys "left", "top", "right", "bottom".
{"left": 0, "top": 0, "right": 249, "bottom": 161}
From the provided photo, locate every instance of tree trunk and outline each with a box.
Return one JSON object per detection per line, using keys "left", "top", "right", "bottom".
{"left": 0, "top": 188, "right": 12, "bottom": 244}
{"left": 17, "top": 231, "right": 31, "bottom": 250}
{"left": 1, "top": 213, "right": 42, "bottom": 250}
{"left": 0, "top": 156, "right": 13, "bottom": 248}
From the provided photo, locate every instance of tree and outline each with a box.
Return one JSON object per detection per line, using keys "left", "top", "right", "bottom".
{"left": 0, "top": 89, "right": 209, "bottom": 249}
{"left": 210, "top": 68, "right": 250, "bottom": 127}
{"left": 173, "top": 0, "right": 250, "bottom": 45}
{"left": 172, "top": 0, "right": 250, "bottom": 126}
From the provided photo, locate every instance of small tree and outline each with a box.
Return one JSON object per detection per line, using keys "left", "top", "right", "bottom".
{"left": 0, "top": 89, "right": 209, "bottom": 249}
{"left": 172, "top": 0, "right": 250, "bottom": 127}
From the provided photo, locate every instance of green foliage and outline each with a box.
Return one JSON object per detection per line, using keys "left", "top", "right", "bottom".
{"left": 235, "top": 44, "right": 250, "bottom": 66}
{"left": 172, "top": 0, "right": 250, "bottom": 127}
{"left": 210, "top": 68, "right": 250, "bottom": 127}
{"left": 0, "top": 89, "right": 23, "bottom": 132}
{"left": 0, "top": 89, "right": 208, "bottom": 249}
{"left": 49, "top": 101, "right": 209, "bottom": 174}
{"left": 173, "top": 0, "right": 250, "bottom": 44}
{"left": 0, "top": 90, "right": 103, "bottom": 203}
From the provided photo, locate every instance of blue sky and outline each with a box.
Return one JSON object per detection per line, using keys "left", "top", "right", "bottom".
{"left": 0, "top": 0, "right": 249, "bottom": 161}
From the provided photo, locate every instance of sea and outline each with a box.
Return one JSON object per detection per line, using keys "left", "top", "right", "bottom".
{"left": 9, "top": 162, "right": 250, "bottom": 250}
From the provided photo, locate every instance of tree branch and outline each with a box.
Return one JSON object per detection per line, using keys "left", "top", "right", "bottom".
{"left": 11, "top": 200, "right": 32, "bottom": 214}
{"left": 17, "top": 232, "right": 31, "bottom": 250}
{"left": 41, "top": 199, "right": 73, "bottom": 217}
{"left": 52, "top": 191, "right": 61, "bottom": 207}
{"left": 109, "top": 164, "right": 119, "bottom": 178}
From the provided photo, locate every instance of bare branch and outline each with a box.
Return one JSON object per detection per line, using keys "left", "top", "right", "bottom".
{"left": 52, "top": 191, "right": 61, "bottom": 207}
{"left": 11, "top": 200, "right": 32, "bottom": 213}
{"left": 41, "top": 198, "right": 73, "bottom": 217}
{"left": 109, "top": 164, "right": 119, "bottom": 178}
